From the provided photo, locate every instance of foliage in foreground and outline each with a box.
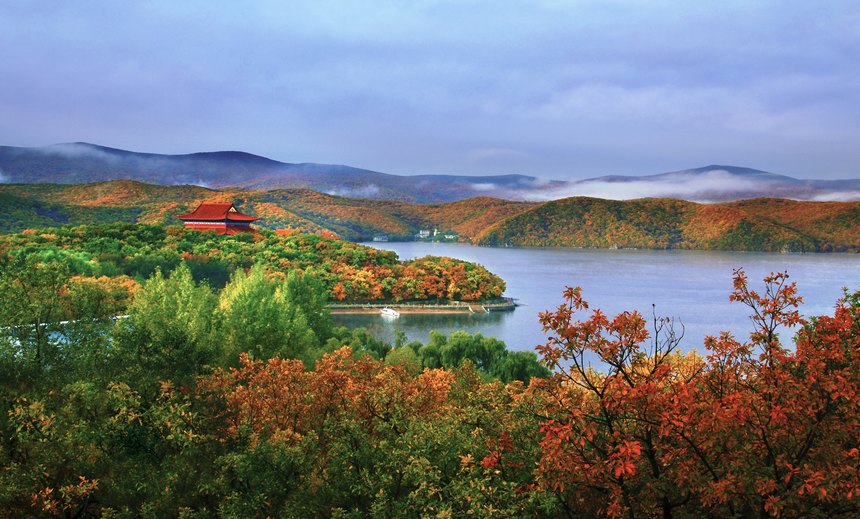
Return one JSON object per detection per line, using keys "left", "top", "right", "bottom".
{"left": 1, "top": 262, "right": 858, "bottom": 517}
{"left": 536, "top": 270, "right": 860, "bottom": 517}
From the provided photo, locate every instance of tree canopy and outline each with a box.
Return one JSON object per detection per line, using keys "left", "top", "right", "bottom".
{"left": 0, "top": 223, "right": 505, "bottom": 303}
{"left": 1, "top": 239, "right": 858, "bottom": 516}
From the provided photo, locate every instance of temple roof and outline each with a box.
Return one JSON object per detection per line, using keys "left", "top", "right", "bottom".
{"left": 176, "top": 202, "right": 259, "bottom": 222}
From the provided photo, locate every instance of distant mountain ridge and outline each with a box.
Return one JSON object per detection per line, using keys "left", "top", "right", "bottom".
{"left": 1, "top": 142, "right": 858, "bottom": 202}
{"left": 0, "top": 142, "right": 563, "bottom": 203}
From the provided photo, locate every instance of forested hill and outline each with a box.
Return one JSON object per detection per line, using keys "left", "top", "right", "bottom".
{"left": 474, "top": 197, "right": 860, "bottom": 252}
{"left": 1, "top": 181, "right": 859, "bottom": 252}
{"left": 0, "top": 180, "right": 536, "bottom": 242}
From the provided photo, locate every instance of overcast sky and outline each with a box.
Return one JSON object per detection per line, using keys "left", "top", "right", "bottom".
{"left": 1, "top": 1, "right": 858, "bottom": 180}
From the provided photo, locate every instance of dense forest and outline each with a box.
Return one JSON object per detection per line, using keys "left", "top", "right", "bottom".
{"left": 2, "top": 181, "right": 859, "bottom": 251}
{"left": 2, "top": 241, "right": 858, "bottom": 516}
{"left": 477, "top": 197, "right": 860, "bottom": 252}
{"left": 0, "top": 224, "right": 505, "bottom": 303}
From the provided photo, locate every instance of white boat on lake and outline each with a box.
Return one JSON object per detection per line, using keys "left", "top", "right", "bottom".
{"left": 380, "top": 307, "right": 400, "bottom": 318}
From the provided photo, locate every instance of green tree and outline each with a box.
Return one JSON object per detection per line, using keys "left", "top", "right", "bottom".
{"left": 441, "top": 331, "right": 507, "bottom": 373}
{"left": 282, "top": 269, "right": 332, "bottom": 341}
{"left": 111, "top": 264, "right": 218, "bottom": 390}
{"left": 0, "top": 256, "right": 69, "bottom": 373}
{"left": 418, "top": 330, "right": 446, "bottom": 369}
{"left": 491, "top": 350, "right": 550, "bottom": 384}
{"left": 218, "top": 264, "right": 319, "bottom": 362}
{"left": 385, "top": 345, "right": 422, "bottom": 375}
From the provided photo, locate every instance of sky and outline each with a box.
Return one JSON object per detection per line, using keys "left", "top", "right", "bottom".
{"left": 1, "top": 0, "right": 858, "bottom": 180}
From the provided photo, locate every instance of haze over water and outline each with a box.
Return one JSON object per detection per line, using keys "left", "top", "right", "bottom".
{"left": 335, "top": 243, "right": 860, "bottom": 354}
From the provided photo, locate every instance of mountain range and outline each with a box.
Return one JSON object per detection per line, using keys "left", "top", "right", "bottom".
{"left": 1, "top": 180, "right": 858, "bottom": 252}
{"left": 1, "top": 142, "right": 858, "bottom": 203}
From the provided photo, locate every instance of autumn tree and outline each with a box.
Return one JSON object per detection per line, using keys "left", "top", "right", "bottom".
{"left": 198, "top": 348, "right": 557, "bottom": 517}
{"left": 536, "top": 284, "right": 691, "bottom": 518}
{"left": 535, "top": 270, "right": 860, "bottom": 518}
{"left": 670, "top": 271, "right": 860, "bottom": 516}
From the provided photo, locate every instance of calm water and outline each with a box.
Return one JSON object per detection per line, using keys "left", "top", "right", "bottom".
{"left": 333, "top": 243, "right": 860, "bottom": 354}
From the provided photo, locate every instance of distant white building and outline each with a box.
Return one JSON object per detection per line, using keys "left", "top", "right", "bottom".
{"left": 417, "top": 229, "right": 431, "bottom": 238}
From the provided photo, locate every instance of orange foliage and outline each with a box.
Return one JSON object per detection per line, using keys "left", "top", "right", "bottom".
{"left": 199, "top": 348, "right": 454, "bottom": 447}
{"left": 536, "top": 271, "right": 860, "bottom": 517}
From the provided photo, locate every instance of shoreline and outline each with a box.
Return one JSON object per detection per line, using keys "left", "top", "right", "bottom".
{"left": 328, "top": 306, "right": 472, "bottom": 315}
{"left": 327, "top": 299, "right": 516, "bottom": 315}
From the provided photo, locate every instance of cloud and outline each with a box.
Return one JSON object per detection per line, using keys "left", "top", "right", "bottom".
{"left": 469, "top": 182, "right": 498, "bottom": 191}
{"left": 0, "top": 168, "right": 9, "bottom": 183}
{"left": 39, "top": 143, "right": 123, "bottom": 164}
{"left": 325, "top": 184, "right": 381, "bottom": 198}
{"left": 1, "top": 2, "right": 859, "bottom": 179}
{"left": 809, "top": 191, "right": 860, "bottom": 202}
{"left": 520, "top": 168, "right": 860, "bottom": 202}
{"left": 528, "top": 170, "right": 778, "bottom": 202}
{"left": 516, "top": 176, "right": 554, "bottom": 188}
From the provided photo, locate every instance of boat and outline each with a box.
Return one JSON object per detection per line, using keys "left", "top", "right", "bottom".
{"left": 379, "top": 307, "right": 400, "bottom": 318}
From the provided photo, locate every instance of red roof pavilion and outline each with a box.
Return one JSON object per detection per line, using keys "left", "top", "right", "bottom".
{"left": 176, "top": 202, "right": 259, "bottom": 235}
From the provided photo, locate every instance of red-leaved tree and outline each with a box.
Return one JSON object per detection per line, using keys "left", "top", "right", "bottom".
{"left": 536, "top": 269, "right": 860, "bottom": 518}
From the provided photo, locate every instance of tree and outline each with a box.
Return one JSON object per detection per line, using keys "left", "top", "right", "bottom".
{"left": 217, "top": 264, "right": 320, "bottom": 362}
{"left": 385, "top": 344, "right": 421, "bottom": 375}
{"left": 281, "top": 269, "right": 332, "bottom": 342}
{"left": 492, "top": 350, "right": 550, "bottom": 384}
{"left": 415, "top": 330, "right": 547, "bottom": 383}
{"left": 0, "top": 256, "right": 69, "bottom": 369}
{"left": 111, "top": 264, "right": 218, "bottom": 391}
{"left": 535, "top": 270, "right": 860, "bottom": 518}
{"left": 198, "top": 348, "right": 557, "bottom": 516}
{"left": 536, "top": 284, "right": 690, "bottom": 518}
{"left": 672, "top": 271, "right": 860, "bottom": 517}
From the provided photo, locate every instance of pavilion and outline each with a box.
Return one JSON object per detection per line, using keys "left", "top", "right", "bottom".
{"left": 176, "top": 202, "right": 259, "bottom": 235}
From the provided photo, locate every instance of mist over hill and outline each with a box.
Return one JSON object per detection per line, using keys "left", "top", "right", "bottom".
{"left": 553, "top": 166, "right": 860, "bottom": 202}
{"left": 1, "top": 143, "right": 858, "bottom": 203}
{"left": 0, "top": 143, "right": 562, "bottom": 203}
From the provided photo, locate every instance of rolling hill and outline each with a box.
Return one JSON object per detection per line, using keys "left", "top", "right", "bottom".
{"left": 475, "top": 196, "right": 860, "bottom": 252}
{"left": 2, "top": 143, "right": 858, "bottom": 203}
{"left": 1, "top": 181, "right": 858, "bottom": 252}
{"left": 0, "top": 180, "right": 537, "bottom": 241}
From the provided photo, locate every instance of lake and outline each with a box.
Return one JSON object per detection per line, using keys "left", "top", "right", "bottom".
{"left": 332, "top": 242, "right": 860, "bottom": 355}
